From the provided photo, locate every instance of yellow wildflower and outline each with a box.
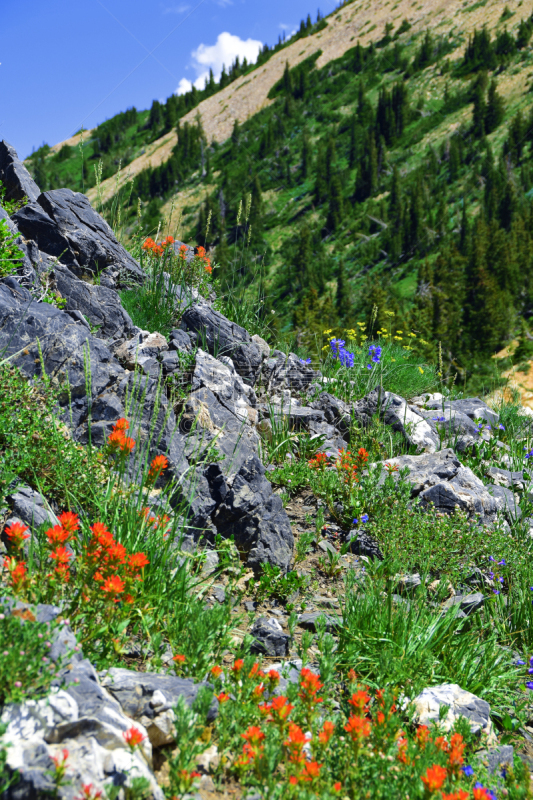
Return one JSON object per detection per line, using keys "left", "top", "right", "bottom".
{"left": 418, "top": 367, "right": 424, "bottom": 374}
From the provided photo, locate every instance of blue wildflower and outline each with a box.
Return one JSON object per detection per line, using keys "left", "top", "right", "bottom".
{"left": 516, "top": 659, "right": 526, "bottom": 665}
{"left": 366, "top": 364, "right": 373, "bottom": 370}
{"left": 493, "top": 590, "right": 500, "bottom": 595}
{"left": 353, "top": 518, "right": 358, "bottom": 525}
{"left": 462, "top": 766, "right": 474, "bottom": 777}
{"left": 361, "top": 514, "right": 369, "bottom": 523}
{"left": 498, "top": 424, "right": 505, "bottom": 431}
{"left": 299, "top": 357, "right": 312, "bottom": 365}
{"left": 526, "top": 681, "right": 533, "bottom": 690}
{"left": 432, "top": 416, "right": 446, "bottom": 422}
{"left": 489, "top": 556, "right": 495, "bottom": 562}
{"left": 498, "top": 559, "right": 506, "bottom": 566}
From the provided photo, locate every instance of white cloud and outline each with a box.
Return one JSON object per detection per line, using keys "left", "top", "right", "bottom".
{"left": 176, "top": 77, "right": 193, "bottom": 94}
{"left": 176, "top": 31, "right": 262, "bottom": 95}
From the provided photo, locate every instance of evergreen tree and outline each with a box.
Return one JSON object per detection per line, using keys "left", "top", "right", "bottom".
{"left": 315, "top": 143, "right": 327, "bottom": 204}
{"left": 302, "top": 132, "right": 312, "bottom": 180}
{"left": 148, "top": 100, "right": 163, "bottom": 132}
{"left": 354, "top": 131, "right": 378, "bottom": 201}
{"left": 327, "top": 174, "right": 344, "bottom": 232}
{"left": 283, "top": 62, "right": 293, "bottom": 95}
{"left": 472, "top": 85, "right": 486, "bottom": 138}
{"left": 485, "top": 79, "right": 505, "bottom": 134}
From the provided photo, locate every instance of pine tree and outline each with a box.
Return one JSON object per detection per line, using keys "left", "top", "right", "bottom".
{"left": 472, "top": 86, "right": 486, "bottom": 138}
{"left": 315, "top": 143, "right": 327, "bottom": 204}
{"left": 327, "top": 174, "right": 344, "bottom": 232}
{"left": 283, "top": 62, "right": 293, "bottom": 96}
{"left": 485, "top": 79, "right": 505, "bottom": 134}
{"left": 148, "top": 100, "right": 163, "bottom": 131}
{"left": 348, "top": 116, "right": 357, "bottom": 169}
{"left": 302, "top": 132, "right": 312, "bottom": 180}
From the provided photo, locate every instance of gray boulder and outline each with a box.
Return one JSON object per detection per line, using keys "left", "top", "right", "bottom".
{"left": 486, "top": 466, "right": 525, "bottom": 490}
{"left": 1, "top": 667, "right": 163, "bottom": 800}
{"left": 297, "top": 612, "right": 342, "bottom": 632}
{"left": 378, "top": 449, "right": 499, "bottom": 524}
{"left": 250, "top": 617, "right": 290, "bottom": 657}
{"left": 0, "top": 140, "right": 41, "bottom": 204}
{"left": 413, "top": 683, "right": 496, "bottom": 743}
{"left": 352, "top": 388, "right": 440, "bottom": 452}
{"left": 442, "top": 592, "right": 485, "bottom": 616}
{"left": 0, "top": 598, "right": 83, "bottom": 666}
{"left": 424, "top": 397, "right": 499, "bottom": 426}
{"left": 180, "top": 303, "right": 262, "bottom": 384}
{"left": 310, "top": 392, "right": 351, "bottom": 434}
{"left": 262, "top": 349, "right": 318, "bottom": 392}
{"left": 0, "top": 281, "right": 124, "bottom": 402}
{"left": 6, "top": 485, "right": 56, "bottom": 531}
{"left": 488, "top": 483, "right": 521, "bottom": 521}
{"left": 12, "top": 188, "right": 144, "bottom": 283}
{"left": 52, "top": 264, "right": 135, "bottom": 341}
{"left": 345, "top": 529, "right": 384, "bottom": 561}
{"left": 99, "top": 667, "right": 218, "bottom": 748}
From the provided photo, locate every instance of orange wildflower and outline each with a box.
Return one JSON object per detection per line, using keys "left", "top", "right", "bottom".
{"left": 318, "top": 720, "right": 335, "bottom": 744}
{"left": 420, "top": 764, "right": 447, "bottom": 792}
{"left": 344, "top": 714, "right": 371, "bottom": 742}
{"left": 4, "top": 521, "right": 30, "bottom": 549}
{"left": 123, "top": 726, "right": 144, "bottom": 750}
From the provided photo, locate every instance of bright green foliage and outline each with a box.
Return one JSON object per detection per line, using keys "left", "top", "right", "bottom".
{"left": 0, "top": 219, "right": 24, "bottom": 280}
{"left": 0, "top": 607, "right": 64, "bottom": 705}
{"left": 0, "top": 366, "right": 107, "bottom": 511}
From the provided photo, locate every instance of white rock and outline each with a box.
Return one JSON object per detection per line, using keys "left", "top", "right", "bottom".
{"left": 413, "top": 683, "right": 497, "bottom": 744}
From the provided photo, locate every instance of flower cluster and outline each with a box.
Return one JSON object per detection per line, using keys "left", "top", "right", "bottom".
{"left": 330, "top": 338, "right": 355, "bottom": 368}
{"left": 366, "top": 343, "right": 382, "bottom": 370}
{"left": 209, "top": 660, "right": 512, "bottom": 798}
{"left": 3, "top": 502, "right": 149, "bottom": 612}
{"left": 336, "top": 447, "right": 368, "bottom": 486}
{"left": 195, "top": 245, "right": 213, "bottom": 274}
{"left": 308, "top": 452, "right": 328, "bottom": 470}
{"left": 141, "top": 235, "right": 175, "bottom": 258}
{"left": 106, "top": 418, "right": 135, "bottom": 457}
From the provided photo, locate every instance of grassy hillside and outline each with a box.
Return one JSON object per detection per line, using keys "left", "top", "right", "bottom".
{"left": 25, "top": 0, "right": 533, "bottom": 392}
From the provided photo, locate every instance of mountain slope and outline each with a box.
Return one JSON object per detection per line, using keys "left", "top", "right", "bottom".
{"left": 24, "top": 0, "right": 533, "bottom": 393}
{"left": 88, "top": 0, "right": 524, "bottom": 205}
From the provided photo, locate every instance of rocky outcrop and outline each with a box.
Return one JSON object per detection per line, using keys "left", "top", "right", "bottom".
{"left": 0, "top": 140, "right": 41, "bottom": 204}
{"left": 53, "top": 264, "right": 135, "bottom": 341}
{"left": 352, "top": 387, "right": 440, "bottom": 452}
{"left": 378, "top": 449, "right": 500, "bottom": 524}
{"left": 180, "top": 303, "right": 263, "bottom": 384}
{"left": 12, "top": 188, "right": 144, "bottom": 283}
{"left": 413, "top": 683, "right": 496, "bottom": 743}
{"left": 0, "top": 280, "right": 124, "bottom": 401}
{"left": 99, "top": 668, "right": 218, "bottom": 748}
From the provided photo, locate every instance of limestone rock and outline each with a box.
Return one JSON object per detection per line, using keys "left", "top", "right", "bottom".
{"left": 413, "top": 683, "right": 496, "bottom": 743}
{"left": 12, "top": 188, "right": 144, "bottom": 282}
{"left": 0, "top": 139, "right": 41, "bottom": 204}
{"left": 378, "top": 449, "right": 500, "bottom": 524}
{"left": 99, "top": 668, "right": 218, "bottom": 747}
{"left": 250, "top": 617, "right": 290, "bottom": 657}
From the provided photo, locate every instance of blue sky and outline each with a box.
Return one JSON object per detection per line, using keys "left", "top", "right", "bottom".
{"left": 2, "top": 0, "right": 338, "bottom": 159}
